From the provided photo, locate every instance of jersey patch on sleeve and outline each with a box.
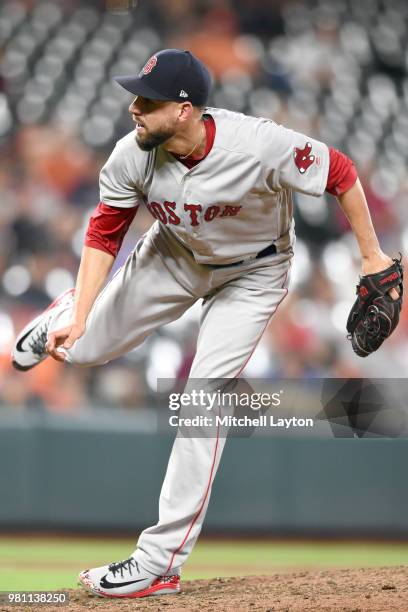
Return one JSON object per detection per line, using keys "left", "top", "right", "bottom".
{"left": 293, "top": 142, "right": 317, "bottom": 174}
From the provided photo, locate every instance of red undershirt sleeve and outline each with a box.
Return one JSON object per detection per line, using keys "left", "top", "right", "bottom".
{"left": 85, "top": 202, "right": 138, "bottom": 257}
{"left": 325, "top": 147, "right": 358, "bottom": 196}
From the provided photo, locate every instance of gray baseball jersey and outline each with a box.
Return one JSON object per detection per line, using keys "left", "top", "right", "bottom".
{"left": 100, "top": 107, "right": 330, "bottom": 263}
{"left": 49, "top": 108, "right": 332, "bottom": 576}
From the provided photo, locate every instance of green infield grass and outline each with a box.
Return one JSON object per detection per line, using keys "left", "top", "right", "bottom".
{"left": 0, "top": 536, "right": 407, "bottom": 591}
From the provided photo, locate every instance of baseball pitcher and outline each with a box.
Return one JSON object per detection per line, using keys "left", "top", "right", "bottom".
{"left": 12, "top": 49, "right": 403, "bottom": 599}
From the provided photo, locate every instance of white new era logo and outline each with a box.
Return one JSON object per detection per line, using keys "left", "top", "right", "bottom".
{"left": 179, "top": 90, "right": 188, "bottom": 97}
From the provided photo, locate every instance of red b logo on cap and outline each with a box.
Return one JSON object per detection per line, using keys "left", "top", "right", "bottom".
{"left": 142, "top": 55, "right": 157, "bottom": 75}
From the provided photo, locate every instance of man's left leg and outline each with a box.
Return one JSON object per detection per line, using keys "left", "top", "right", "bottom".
{"left": 133, "top": 255, "right": 291, "bottom": 577}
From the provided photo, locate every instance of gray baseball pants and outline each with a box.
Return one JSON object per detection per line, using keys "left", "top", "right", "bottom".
{"left": 49, "top": 222, "right": 292, "bottom": 575}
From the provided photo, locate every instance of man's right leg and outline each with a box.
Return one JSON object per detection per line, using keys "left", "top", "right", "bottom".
{"left": 13, "top": 230, "right": 198, "bottom": 370}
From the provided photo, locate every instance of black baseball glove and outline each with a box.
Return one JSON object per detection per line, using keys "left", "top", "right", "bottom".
{"left": 346, "top": 255, "right": 404, "bottom": 357}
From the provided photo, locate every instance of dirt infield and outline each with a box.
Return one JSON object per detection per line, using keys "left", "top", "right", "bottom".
{"left": 1, "top": 566, "right": 407, "bottom": 611}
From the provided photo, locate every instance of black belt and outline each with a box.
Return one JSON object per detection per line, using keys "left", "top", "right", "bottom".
{"left": 211, "top": 243, "right": 277, "bottom": 268}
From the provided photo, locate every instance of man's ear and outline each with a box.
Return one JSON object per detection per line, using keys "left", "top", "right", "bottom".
{"left": 178, "top": 102, "right": 194, "bottom": 122}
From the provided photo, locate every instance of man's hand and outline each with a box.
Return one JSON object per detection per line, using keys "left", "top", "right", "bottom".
{"left": 362, "top": 250, "right": 400, "bottom": 299}
{"left": 46, "top": 323, "right": 86, "bottom": 362}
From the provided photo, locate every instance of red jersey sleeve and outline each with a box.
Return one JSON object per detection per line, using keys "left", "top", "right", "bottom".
{"left": 85, "top": 202, "right": 138, "bottom": 257}
{"left": 325, "top": 147, "right": 358, "bottom": 196}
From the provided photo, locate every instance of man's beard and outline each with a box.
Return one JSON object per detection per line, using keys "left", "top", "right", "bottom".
{"left": 136, "top": 126, "right": 175, "bottom": 151}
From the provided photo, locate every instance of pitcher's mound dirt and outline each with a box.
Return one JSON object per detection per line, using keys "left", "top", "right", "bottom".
{"left": 3, "top": 566, "right": 408, "bottom": 611}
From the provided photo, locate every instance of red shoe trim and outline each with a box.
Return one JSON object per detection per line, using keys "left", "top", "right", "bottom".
{"left": 97, "top": 576, "right": 180, "bottom": 599}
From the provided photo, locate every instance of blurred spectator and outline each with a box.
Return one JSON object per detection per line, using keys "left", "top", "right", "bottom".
{"left": 172, "top": 0, "right": 260, "bottom": 79}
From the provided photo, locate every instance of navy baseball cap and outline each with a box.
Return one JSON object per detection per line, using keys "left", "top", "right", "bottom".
{"left": 114, "top": 49, "right": 212, "bottom": 107}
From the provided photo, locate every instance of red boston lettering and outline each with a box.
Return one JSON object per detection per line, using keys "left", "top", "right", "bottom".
{"left": 146, "top": 202, "right": 157, "bottom": 220}
{"left": 147, "top": 201, "right": 243, "bottom": 227}
{"left": 149, "top": 202, "right": 167, "bottom": 224}
{"left": 163, "top": 201, "right": 181, "bottom": 225}
{"left": 184, "top": 203, "right": 202, "bottom": 226}
{"left": 220, "top": 205, "right": 242, "bottom": 217}
{"left": 204, "top": 205, "right": 220, "bottom": 222}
